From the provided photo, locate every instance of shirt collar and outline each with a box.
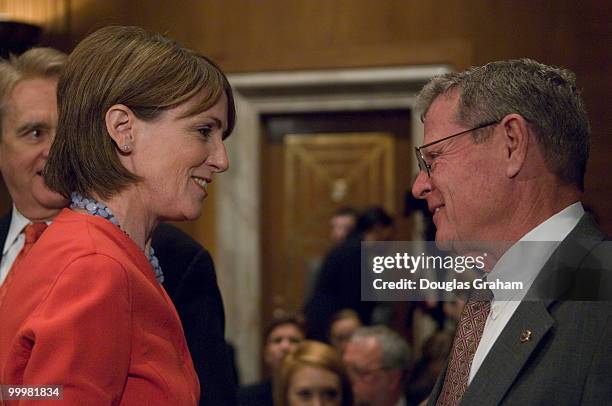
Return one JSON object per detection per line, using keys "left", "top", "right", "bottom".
{"left": 2, "top": 205, "right": 31, "bottom": 255}
{"left": 519, "top": 201, "right": 585, "bottom": 242}
{"left": 487, "top": 202, "right": 584, "bottom": 301}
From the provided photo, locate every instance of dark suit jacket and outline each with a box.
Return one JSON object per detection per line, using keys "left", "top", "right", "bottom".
{"left": 304, "top": 234, "right": 376, "bottom": 341}
{"left": 0, "top": 213, "right": 10, "bottom": 257}
{"left": 428, "top": 214, "right": 612, "bottom": 405}
{"left": 0, "top": 212, "right": 237, "bottom": 405}
{"left": 237, "top": 379, "right": 273, "bottom": 406}
{"left": 153, "top": 223, "right": 238, "bottom": 406}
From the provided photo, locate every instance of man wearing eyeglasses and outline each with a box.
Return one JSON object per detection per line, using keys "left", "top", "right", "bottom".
{"left": 343, "top": 325, "right": 412, "bottom": 406}
{"left": 412, "top": 59, "right": 611, "bottom": 405}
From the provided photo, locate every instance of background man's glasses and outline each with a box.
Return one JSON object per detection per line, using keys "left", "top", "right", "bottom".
{"left": 346, "top": 364, "right": 387, "bottom": 381}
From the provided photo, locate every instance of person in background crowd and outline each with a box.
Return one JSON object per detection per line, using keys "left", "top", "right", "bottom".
{"left": 239, "top": 314, "right": 306, "bottom": 406}
{"left": 0, "top": 26, "right": 235, "bottom": 403}
{"left": 343, "top": 325, "right": 412, "bottom": 406}
{"left": 0, "top": 46, "right": 236, "bottom": 405}
{"left": 152, "top": 225, "right": 238, "bottom": 405}
{"left": 305, "top": 206, "right": 394, "bottom": 341}
{"left": 330, "top": 206, "right": 359, "bottom": 244}
{"left": 358, "top": 206, "right": 395, "bottom": 242}
{"left": 328, "top": 308, "right": 363, "bottom": 355}
{"left": 274, "top": 340, "right": 353, "bottom": 406}
{"left": 412, "top": 58, "right": 611, "bottom": 405}
{"left": 0, "top": 49, "right": 68, "bottom": 285}
{"left": 304, "top": 206, "right": 360, "bottom": 304}
{"left": 404, "top": 331, "right": 452, "bottom": 406}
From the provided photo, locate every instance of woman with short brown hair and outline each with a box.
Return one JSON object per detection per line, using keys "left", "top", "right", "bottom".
{"left": 0, "top": 26, "right": 235, "bottom": 404}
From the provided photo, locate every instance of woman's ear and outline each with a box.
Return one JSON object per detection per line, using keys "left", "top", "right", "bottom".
{"left": 105, "top": 104, "right": 135, "bottom": 153}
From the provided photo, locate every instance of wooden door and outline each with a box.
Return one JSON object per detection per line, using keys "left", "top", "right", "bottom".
{"left": 261, "top": 110, "right": 414, "bottom": 330}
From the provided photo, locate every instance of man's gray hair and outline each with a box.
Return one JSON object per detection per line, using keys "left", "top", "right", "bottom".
{"left": 416, "top": 58, "right": 590, "bottom": 191}
{"left": 0, "top": 47, "right": 66, "bottom": 136}
{"left": 351, "top": 325, "right": 411, "bottom": 370}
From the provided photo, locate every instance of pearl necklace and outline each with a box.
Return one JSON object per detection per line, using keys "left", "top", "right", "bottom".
{"left": 70, "top": 192, "right": 164, "bottom": 283}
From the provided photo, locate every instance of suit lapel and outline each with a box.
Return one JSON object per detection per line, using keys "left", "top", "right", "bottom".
{"left": 0, "top": 211, "right": 12, "bottom": 264}
{"left": 525, "top": 213, "right": 606, "bottom": 302}
{"left": 459, "top": 213, "right": 605, "bottom": 405}
{"left": 460, "top": 301, "right": 554, "bottom": 405}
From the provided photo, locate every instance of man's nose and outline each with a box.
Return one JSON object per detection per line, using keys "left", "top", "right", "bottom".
{"left": 411, "top": 170, "right": 431, "bottom": 199}
{"left": 42, "top": 132, "right": 55, "bottom": 159}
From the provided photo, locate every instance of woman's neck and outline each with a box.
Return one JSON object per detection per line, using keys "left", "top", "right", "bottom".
{"left": 92, "top": 189, "right": 158, "bottom": 250}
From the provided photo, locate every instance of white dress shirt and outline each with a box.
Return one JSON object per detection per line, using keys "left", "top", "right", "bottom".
{"left": 0, "top": 206, "right": 32, "bottom": 285}
{"left": 468, "top": 202, "right": 585, "bottom": 383}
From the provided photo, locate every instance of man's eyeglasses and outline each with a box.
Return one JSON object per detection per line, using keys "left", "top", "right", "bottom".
{"left": 346, "top": 364, "right": 387, "bottom": 381}
{"left": 415, "top": 121, "right": 499, "bottom": 177}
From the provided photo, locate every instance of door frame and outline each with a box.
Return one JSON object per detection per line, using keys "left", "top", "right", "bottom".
{"left": 219, "top": 65, "right": 452, "bottom": 383}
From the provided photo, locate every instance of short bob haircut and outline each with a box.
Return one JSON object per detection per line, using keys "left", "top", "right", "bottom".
{"left": 273, "top": 340, "right": 353, "bottom": 406}
{"left": 45, "top": 26, "right": 236, "bottom": 200}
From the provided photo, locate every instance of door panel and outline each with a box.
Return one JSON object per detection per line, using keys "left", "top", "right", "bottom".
{"left": 260, "top": 110, "right": 414, "bottom": 331}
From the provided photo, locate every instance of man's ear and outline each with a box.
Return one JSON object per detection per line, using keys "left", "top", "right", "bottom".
{"left": 500, "top": 113, "right": 530, "bottom": 178}
{"left": 105, "top": 104, "right": 135, "bottom": 153}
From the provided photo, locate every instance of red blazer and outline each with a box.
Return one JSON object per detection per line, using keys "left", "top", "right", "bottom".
{"left": 0, "top": 209, "right": 199, "bottom": 405}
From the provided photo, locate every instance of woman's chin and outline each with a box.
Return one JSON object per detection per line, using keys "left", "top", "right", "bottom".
{"left": 160, "top": 206, "right": 203, "bottom": 223}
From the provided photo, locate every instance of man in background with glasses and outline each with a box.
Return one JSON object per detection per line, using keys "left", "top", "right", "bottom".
{"left": 343, "top": 325, "right": 411, "bottom": 406}
{"left": 412, "top": 59, "right": 611, "bottom": 405}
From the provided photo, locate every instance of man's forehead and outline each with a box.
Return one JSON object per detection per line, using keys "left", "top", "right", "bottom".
{"left": 1, "top": 79, "right": 57, "bottom": 139}
{"left": 346, "top": 337, "right": 383, "bottom": 364}
{"left": 422, "top": 92, "right": 461, "bottom": 142}
{"left": 5, "top": 77, "right": 58, "bottom": 116}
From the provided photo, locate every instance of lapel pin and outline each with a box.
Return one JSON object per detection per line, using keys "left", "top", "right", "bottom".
{"left": 520, "top": 330, "right": 532, "bottom": 343}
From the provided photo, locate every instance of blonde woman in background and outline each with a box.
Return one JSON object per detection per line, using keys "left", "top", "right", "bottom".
{"left": 274, "top": 340, "right": 353, "bottom": 406}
